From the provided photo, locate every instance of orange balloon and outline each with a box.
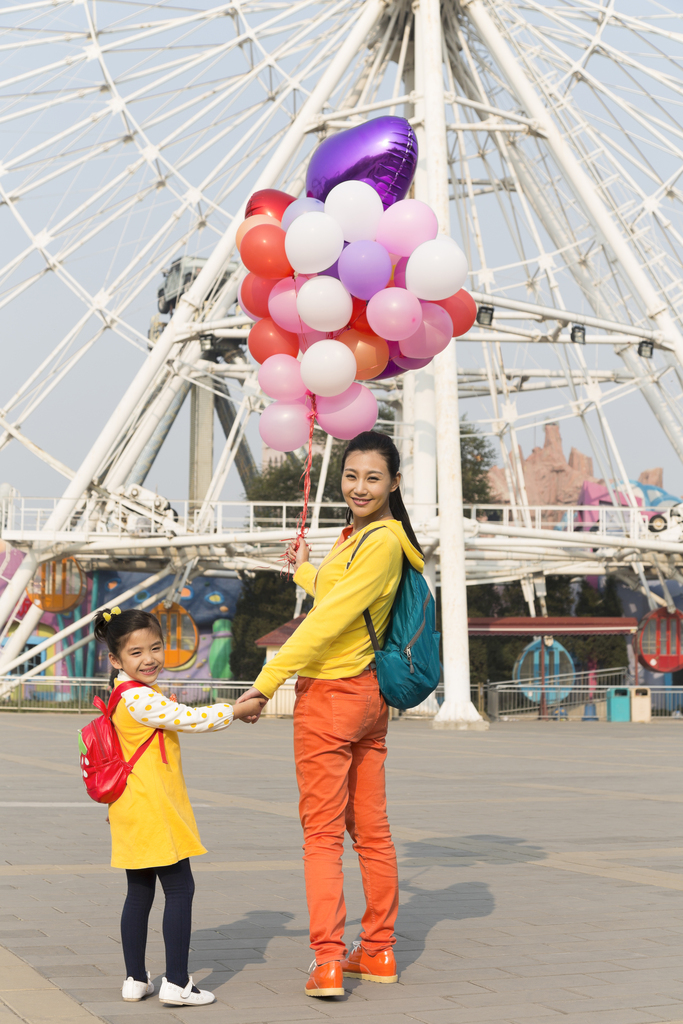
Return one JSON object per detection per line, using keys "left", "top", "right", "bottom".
{"left": 338, "top": 328, "right": 389, "bottom": 380}
{"left": 248, "top": 318, "right": 299, "bottom": 364}
{"left": 236, "top": 215, "right": 278, "bottom": 252}
{"left": 241, "top": 223, "right": 293, "bottom": 279}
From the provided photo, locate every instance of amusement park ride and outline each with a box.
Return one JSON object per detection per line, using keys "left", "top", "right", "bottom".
{"left": 2, "top": 0, "right": 683, "bottom": 724}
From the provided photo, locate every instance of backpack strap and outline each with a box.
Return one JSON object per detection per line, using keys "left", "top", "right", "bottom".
{"left": 345, "top": 526, "right": 386, "bottom": 569}
{"left": 363, "top": 610, "right": 381, "bottom": 653}
{"left": 107, "top": 680, "right": 139, "bottom": 717}
{"left": 105, "top": 680, "right": 168, "bottom": 766}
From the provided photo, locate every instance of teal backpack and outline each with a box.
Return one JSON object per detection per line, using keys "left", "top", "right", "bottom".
{"left": 347, "top": 527, "right": 441, "bottom": 711}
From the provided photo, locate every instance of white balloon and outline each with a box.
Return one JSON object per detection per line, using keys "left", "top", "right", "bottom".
{"left": 296, "top": 276, "right": 353, "bottom": 332}
{"left": 300, "top": 339, "right": 358, "bottom": 397}
{"left": 324, "top": 181, "right": 384, "bottom": 242}
{"left": 405, "top": 236, "right": 468, "bottom": 301}
{"left": 284, "top": 212, "right": 344, "bottom": 274}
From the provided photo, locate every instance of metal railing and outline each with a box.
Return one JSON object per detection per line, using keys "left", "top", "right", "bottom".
{"left": 0, "top": 677, "right": 255, "bottom": 713}
{"left": 0, "top": 676, "right": 446, "bottom": 716}
{"left": 0, "top": 496, "right": 674, "bottom": 544}
{"left": 487, "top": 669, "right": 683, "bottom": 720}
{"left": 464, "top": 503, "right": 666, "bottom": 539}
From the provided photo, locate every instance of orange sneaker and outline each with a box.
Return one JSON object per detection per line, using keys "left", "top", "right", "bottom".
{"left": 341, "top": 942, "right": 398, "bottom": 984}
{"left": 305, "top": 960, "right": 344, "bottom": 997}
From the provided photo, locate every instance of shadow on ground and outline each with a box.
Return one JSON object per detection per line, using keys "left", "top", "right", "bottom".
{"left": 189, "top": 839, "right": 503, "bottom": 990}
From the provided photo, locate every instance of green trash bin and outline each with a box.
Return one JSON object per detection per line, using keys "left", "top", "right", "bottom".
{"left": 607, "top": 687, "right": 631, "bottom": 722}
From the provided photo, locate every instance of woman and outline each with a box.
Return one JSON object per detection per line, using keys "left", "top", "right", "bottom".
{"left": 236, "top": 431, "right": 424, "bottom": 997}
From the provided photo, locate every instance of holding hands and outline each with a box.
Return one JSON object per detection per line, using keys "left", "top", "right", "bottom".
{"left": 233, "top": 695, "right": 268, "bottom": 724}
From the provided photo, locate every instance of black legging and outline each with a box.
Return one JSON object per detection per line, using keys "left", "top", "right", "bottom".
{"left": 121, "top": 858, "right": 195, "bottom": 986}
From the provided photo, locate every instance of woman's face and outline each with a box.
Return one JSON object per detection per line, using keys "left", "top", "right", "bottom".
{"left": 109, "top": 627, "right": 165, "bottom": 683}
{"left": 341, "top": 450, "right": 400, "bottom": 520}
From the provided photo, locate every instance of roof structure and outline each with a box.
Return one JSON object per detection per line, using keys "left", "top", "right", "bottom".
{"left": 468, "top": 618, "right": 638, "bottom": 637}
{"left": 255, "top": 615, "right": 307, "bottom": 648}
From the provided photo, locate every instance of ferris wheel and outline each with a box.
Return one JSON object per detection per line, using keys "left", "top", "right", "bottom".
{"left": 1, "top": 0, "right": 683, "bottom": 725}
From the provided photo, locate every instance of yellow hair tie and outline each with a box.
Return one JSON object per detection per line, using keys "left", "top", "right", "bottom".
{"left": 103, "top": 606, "right": 121, "bottom": 623}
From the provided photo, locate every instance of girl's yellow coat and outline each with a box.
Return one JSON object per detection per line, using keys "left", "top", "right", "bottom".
{"left": 109, "top": 691, "right": 206, "bottom": 869}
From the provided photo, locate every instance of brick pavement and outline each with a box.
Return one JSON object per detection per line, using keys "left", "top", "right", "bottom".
{"left": 2, "top": 715, "right": 683, "bottom": 1024}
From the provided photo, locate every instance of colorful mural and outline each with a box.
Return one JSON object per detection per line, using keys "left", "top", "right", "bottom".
{"left": 93, "top": 571, "right": 242, "bottom": 682}
{"left": 0, "top": 554, "right": 242, "bottom": 683}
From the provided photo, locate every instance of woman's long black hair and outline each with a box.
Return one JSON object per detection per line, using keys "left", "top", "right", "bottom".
{"left": 341, "top": 431, "right": 423, "bottom": 555}
{"left": 93, "top": 608, "right": 164, "bottom": 688}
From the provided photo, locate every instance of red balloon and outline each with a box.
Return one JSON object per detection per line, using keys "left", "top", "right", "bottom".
{"left": 436, "top": 289, "right": 477, "bottom": 337}
{"left": 248, "top": 318, "right": 299, "bottom": 364}
{"left": 241, "top": 223, "right": 293, "bottom": 279}
{"left": 240, "top": 273, "right": 278, "bottom": 319}
{"left": 245, "top": 188, "right": 296, "bottom": 221}
{"left": 350, "top": 299, "right": 371, "bottom": 333}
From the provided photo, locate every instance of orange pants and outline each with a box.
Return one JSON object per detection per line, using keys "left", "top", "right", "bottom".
{"left": 293, "top": 669, "right": 398, "bottom": 964}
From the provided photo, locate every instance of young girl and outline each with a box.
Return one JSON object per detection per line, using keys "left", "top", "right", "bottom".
{"left": 94, "top": 607, "right": 264, "bottom": 1007}
{"left": 236, "top": 430, "right": 425, "bottom": 998}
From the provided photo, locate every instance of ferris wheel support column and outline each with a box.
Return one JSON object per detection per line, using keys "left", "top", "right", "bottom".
{"left": 0, "top": 0, "right": 388, "bottom": 638}
{"left": 464, "top": 0, "right": 683, "bottom": 366}
{"left": 0, "top": 552, "right": 43, "bottom": 674}
{"left": 417, "top": 0, "right": 484, "bottom": 729}
{"left": 411, "top": 6, "right": 437, "bottom": 596}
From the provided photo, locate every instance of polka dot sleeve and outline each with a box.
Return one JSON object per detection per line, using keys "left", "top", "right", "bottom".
{"left": 121, "top": 689, "right": 234, "bottom": 733}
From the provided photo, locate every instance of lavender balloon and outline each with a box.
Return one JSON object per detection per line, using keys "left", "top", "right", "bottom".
{"left": 338, "top": 240, "right": 392, "bottom": 300}
{"left": 281, "top": 196, "right": 324, "bottom": 232}
{"left": 306, "top": 116, "right": 418, "bottom": 210}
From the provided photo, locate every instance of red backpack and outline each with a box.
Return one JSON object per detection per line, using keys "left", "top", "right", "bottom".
{"left": 78, "top": 681, "right": 167, "bottom": 804}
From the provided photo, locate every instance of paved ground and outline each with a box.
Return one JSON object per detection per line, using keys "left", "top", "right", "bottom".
{"left": 2, "top": 716, "right": 683, "bottom": 1024}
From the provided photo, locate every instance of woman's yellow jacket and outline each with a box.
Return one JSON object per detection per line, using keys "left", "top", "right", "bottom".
{"left": 253, "top": 519, "right": 424, "bottom": 698}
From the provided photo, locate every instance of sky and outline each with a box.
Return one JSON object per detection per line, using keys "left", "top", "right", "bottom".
{"left": 1, "top": 0, "right": 682, "bottom": 504}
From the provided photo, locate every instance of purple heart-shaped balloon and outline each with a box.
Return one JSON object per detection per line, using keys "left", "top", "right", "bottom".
{"left": 306, "top": 116, "right": 418, "bottom": 210}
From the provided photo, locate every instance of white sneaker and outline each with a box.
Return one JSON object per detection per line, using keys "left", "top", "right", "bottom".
{"left": 122, "top": 971, "right": 154, "bottom": 1001}
{"left": 159, "top": 976, "right": 216, "bottom": 1006}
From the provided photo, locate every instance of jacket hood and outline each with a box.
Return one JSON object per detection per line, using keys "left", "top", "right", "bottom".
{"left": 378, "top": 518, "right": 425, "bottom": 572}
{"left": 330, "top": 519, "right": 425, "bottom": 574}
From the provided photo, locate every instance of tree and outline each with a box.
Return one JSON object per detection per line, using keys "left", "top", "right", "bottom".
{"left": 460, "top": 416, "right": 496, "bottom": 505}
{"left": 563, "top": 576, "right": 627, "bottom": 671}
{"left": 230, "top": 571, "right": 297, "bottom": 681}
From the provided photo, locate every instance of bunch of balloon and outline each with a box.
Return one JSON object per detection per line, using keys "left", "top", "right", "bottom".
{"left": 236, "top": 117, "right": 478, "bottom": 452}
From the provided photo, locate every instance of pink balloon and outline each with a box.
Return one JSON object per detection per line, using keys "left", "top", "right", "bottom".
{"left": 258, "top": 354, "right": 306, "bottom": 401}
{"left": 316, "top": 383, "right": 378, "bottom": 440}
{"left": 392, "top": 256, "right": 408, "bottom": 288}
{"left": 268, "top": 275, "right": 312, "bottom": 333}
{"left": 298, "top": 329, "right": 327, "bottom": 353}
{"left": 375, "top": 199, "right": 439, "bottom": 257}
{"left": 237, "top": 278, "right": 262, "bottom": 322}
{"left": 388, "top": 340, "right": 432, "bottom": 370}
{"left": 259, "top": 400, "right": 311, "bottom": 452}
{"left": 399, "top": 302, "right": 453, "bottom": 358}
{"left": 367, "top": 287, "right": 422, "bottom": 341}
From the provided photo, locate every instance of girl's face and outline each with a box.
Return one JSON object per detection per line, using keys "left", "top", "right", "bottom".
{"left": 341, "top": 451, "right": 400, "bottom": 521}
{"left": 109, "top": 627, "right": 165, "bottom": 683}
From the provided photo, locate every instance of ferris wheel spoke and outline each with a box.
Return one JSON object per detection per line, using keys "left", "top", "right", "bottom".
{"left": 0, "top": 86, "right": 101, "bottom": 127}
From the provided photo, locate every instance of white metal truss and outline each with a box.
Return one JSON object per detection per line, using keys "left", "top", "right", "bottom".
{"left": 1, "top": 1, "right": 683, "bottom": 723}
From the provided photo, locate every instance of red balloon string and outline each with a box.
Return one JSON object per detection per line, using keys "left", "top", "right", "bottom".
{"left": 280, "top": 394, "right": 318, "bottom": 579}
